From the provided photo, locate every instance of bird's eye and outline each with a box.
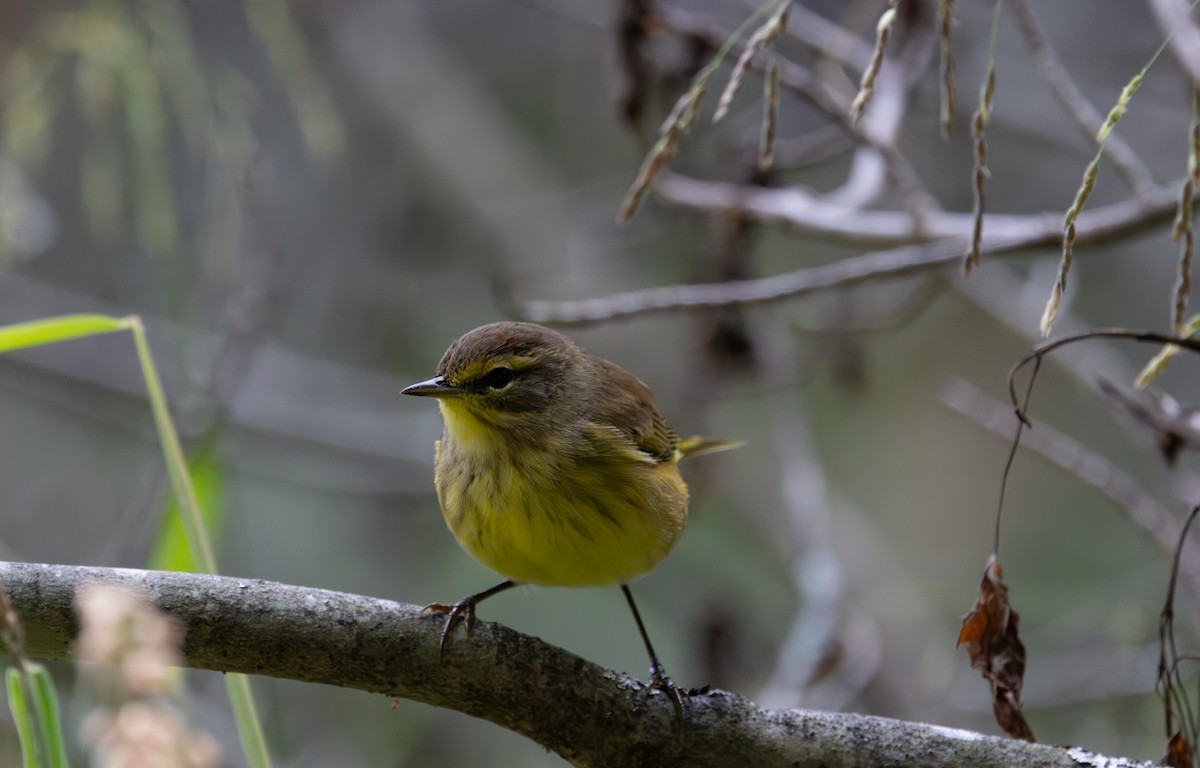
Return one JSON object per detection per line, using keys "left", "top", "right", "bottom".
{"left": 481, "top": 366, "right": 515, "bottom": 389}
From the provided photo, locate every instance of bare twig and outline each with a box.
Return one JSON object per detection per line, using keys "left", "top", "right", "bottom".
{"left": 507, "top": 175, "right": 1190, "bottom": 325}
{"left": 1009, "top": 329, "right": 1200, "bottom": 416}
{"left": 659, "top": 8, "right": 853, "bottom": 120}
{"left": 767, "top": 125, "right": 855, "bottom": 168}
{"left": 780, "top": 3, "right": 872, "bottom": 71}
{"left": 654, "top": 171, "right": 1184, "bottom": 246}
{"left": 942, "top": 378, "right": 1200, "bottom": 608}
{"left": 1009, "top": 0, "right": 1156, "bottom": 196}
{"left": 822, "top": 31, "right": 940, "bottom": 220}
{"left": 752, "top": 325, "right": 850, "bottom": 709}
{"left": 1145, "top": 0, "right": 1200, "bottom": 88}
{"left": 1156, "top": 505, "right": 1200, "bottom": 763}
{"left": 618, "top": 2, "right": 785, "bottom": 223}
{"left": 659, "top": 6, "right": 939, "bottom": 217}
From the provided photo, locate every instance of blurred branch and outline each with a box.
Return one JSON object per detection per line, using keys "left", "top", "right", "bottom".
{"left": 953, "top": 261, "right": 1200, "bottom": 508}
{"left": 767, "top": 124, "right": 855, "bottom": 168}
{"left": 941, "top": 378, "right": 1200, "bottom": 605}
{"left": 0, "top": 560, "right": 1148, "bottom": 768}
{"left": 778, "top": 3, "right": 873, "bottom": 72}
{"left": 0, "top": 279, "right": 433, "bottom": 501}
{"left": 658, "top": 5, "right": 938, "bottom": 217}
{"left": 752, "top": 326, "right": 857, "bottom": 709}
{"left": 653, "top": 170, "right": 1184, "bottom": 246}
{"left": 325, "top": 1, "right": 604, "bottom": 278}
{"left": 1144, "top": 0, "right": 1200, "bottom": 87}
{"left": 826, "top": 6, "right": 938, "bottom": 218}
{"left": 510, "top": 175, "right": 1188, "bottom": 324}
{"left": 1009, "top": 0, "right": 1156, "bottom": 196}
{"left": 658, "top": 6, "right": 853, "bottom": 118}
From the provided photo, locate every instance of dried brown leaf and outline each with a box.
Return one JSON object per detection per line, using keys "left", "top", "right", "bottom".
{"left": 1163, "top": 731, "right": 1194, "bottom": 768}
{"left": 958, "top": 555, "right": 1036, "bottom": 742}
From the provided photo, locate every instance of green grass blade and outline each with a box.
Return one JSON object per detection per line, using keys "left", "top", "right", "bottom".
{"left": 127, "top": 316, "right": 218, "bottom": 573}
{"left": 1, "top": 314, "right": 271, "bottom": 766}
{"left": 148, "top": 446, "right": 225, "bottom": 573}
{"left": 7, "top": 668, "right": 39, "bottom": 768}
{"left": 28, "top": 665, "right": 69, "bottom": 768}
{"left": 0, "top": 314, "right": 130, "bottom": 354}
{"left": 226, "top": 675, "right": 272, "bottom": 768}
{"left": 126, "top": 317, "right": 272, "bottom": 767}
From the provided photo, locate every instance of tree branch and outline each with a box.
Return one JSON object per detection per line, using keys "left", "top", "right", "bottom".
{"left": 510, "top": 175, "right": 1185, "bottom": 325}
{"left": 1009, "top": 0, "right": 1156, "bottom": 196}
{"left": 1144, "top": 0, "right": 1200, "bottom": 88}
{"left": 0, "top": 561, "right": 1155, "bottom": 768}
{"left": 651, "top": 171, "right": 1181, "bottom": 247}
{"left": 940, "top": 377, "right": 1200, "bottom": 607}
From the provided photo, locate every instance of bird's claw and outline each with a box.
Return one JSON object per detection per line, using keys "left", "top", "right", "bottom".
{"left": 423, "top": 598, "right": 478, "bottom": 660}
{"left": 647, "top": 661, "right": 688, "bottom": 735}
{"left": 423, "top": 581, "right": 518, "bottom": 660}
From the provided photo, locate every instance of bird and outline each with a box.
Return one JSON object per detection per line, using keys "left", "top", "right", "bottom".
{"left": 402, "top": 321, "right": 740, "bottom": 715}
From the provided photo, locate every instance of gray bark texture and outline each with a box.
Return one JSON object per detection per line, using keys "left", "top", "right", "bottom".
{"left": 0, "top": 561, "right": 1157, "bottom": 768}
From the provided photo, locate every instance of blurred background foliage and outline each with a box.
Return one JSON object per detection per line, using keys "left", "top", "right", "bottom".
{"left": 1, "top": 0, "right": 1199, "bottom": 765}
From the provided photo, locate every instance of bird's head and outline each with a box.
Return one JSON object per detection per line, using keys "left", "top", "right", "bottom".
{"left": 402, "top": 322, "right": 583, "bottom": 437}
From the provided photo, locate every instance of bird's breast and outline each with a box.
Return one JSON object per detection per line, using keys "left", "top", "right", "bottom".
{"left": 431, "top": 413, "right": 689, "bottom": 588}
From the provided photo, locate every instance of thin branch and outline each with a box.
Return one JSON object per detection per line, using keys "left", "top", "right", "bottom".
{"left": 1009, "top": 329, "right": 1200, "bottom": 411}
{"left": 941, "top": 378, "right": 1200, "bottom": 608}
{"left": 659, "top": 7, "right": 856, "bottom": 119}
{"left": 0, "top": 561, "right": 1150, "bottom": 768}
{"left": 1144, "top": 0, "right": 1200, "bottom": 88}
{"left": 953, "top": 261, "right": 1200, "bottom": 509}
{"left": 508, "top": 176, "right": 1189, "bottom": 325}
{"left": 773, "top": 55, "right": 940, "bottom": 218}
{"left": 767, "top": 124, "right": 855, "bottom": 168}
{"left": 754, "top": 326, "right": 850, "bottom": 709}
{"left": 653, "top": 170, "right": 1184, "bottom": 247}
{"left": 1009, "top": 0, "right": 1156, "bottom": 196}
{"left": 780, "top": 3, "right": 874, "bottom": 72}
{"left": 658, "top": 6, "right": 939, "bottom": 217}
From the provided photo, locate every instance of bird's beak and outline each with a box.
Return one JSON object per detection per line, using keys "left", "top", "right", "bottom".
{"left": 401, "top": 375, "right": 461, "bottom": 398}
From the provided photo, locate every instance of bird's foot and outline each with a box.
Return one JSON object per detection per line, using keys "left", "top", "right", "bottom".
{"left": 423, "top": 581, "right": 517, "bottom": 660}
{"left": 647, "top": 661, "right": 689, "bottom": 735}
{"left": 423, "top": 597, "right": 478, "bottom": 660}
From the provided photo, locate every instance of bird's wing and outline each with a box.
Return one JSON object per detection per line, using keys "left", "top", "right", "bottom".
{"left": 587, "top": 356, "right": 678, "bottom": 463}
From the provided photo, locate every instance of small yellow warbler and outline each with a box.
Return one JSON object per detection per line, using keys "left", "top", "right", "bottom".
{"left": 402, "top": 321, "right": 739, "bottom": 709}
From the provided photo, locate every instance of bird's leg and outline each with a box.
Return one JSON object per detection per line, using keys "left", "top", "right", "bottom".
{"left": 622, "top": 585, "right": 687, "bottom": 731}
{"left": 425, "top": 580, "right": 518, "bottom": 660}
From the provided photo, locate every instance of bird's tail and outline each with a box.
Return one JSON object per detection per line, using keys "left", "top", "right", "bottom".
{"left": 675, "top": 435, "right": 746, "bottom": 461}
